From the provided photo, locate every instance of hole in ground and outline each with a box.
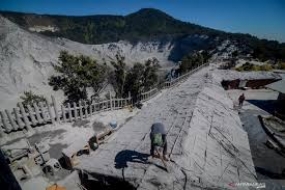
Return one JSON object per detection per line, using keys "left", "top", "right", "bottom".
{"left": 79, "top": 171, "right": 136, "bottom": 190}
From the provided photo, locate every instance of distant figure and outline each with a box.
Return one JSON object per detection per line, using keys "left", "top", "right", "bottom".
{"left": 238, "top": 93, "right": 245, "bottom": 107}
{"left": 150, "top": 122, "right": 168, "bottom": 161}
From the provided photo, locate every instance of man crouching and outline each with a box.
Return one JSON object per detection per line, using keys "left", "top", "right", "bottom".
{"left": 150, "top": 122, "right": 169, "bottom": 161}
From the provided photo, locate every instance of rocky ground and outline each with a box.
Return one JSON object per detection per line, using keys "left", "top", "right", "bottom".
{"left": 74, "top": 64, "right": 256, "bottom": 190}
{"left": 4, "top": 63, "right": 284, "bottom": 190}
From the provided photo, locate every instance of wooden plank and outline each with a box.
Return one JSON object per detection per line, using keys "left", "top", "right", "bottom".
{"left": 27, "top": 105, "right": 37, "bottom": 126}
{"left": 67, "top": 103, "right": 72, "bottom": 122}
{"left": 5, "top": 109, "right": 18, "bottom": 130}
{"left": 79, "top": 101, "right": 83, "bottom": 120}
{"left": 88, "top": 103, "right": 91, "bottom": 117}
{"left": 61, "top": 105, "right": 66, "bottom": 123}
{"left": 84, "top": 101, "right": 88, "bottom": 119}
{"left": 109, "top": 91, "right": 113, "bottom": 110}
{"left": 0, "top": 123, "right": 6, "bottom": 137}
{"left": 33, "top": 103, "right": 44, "bottom": 124}
{"left": 39, "top": 102, "right": 49, "bottom": 123}
{"left": 73, "top": 102, "right": 78, "bottom": 120}
{"left": 51, "top": 95, "right": 60, "bottom": 123}
{"left": 0, "top": 111, "right": 12, "bottom": 132}
{"left": 90, "top": 104, "right": 94, "bottom": 114}
{"left": 19, "top": 103, "right": 32, "bottom": 131}
{"left": 47, "top": 103, "right": 55, "bottom": 125}
{"left": 14, "top": 108, "right": 25, "bottom": 129}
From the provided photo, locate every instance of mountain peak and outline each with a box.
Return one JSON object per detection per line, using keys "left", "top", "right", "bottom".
{"left": 127, "top": 8, "right": 174, "bottom": 20}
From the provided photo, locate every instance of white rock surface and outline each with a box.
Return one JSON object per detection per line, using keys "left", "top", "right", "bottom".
{"left": 0, "top": 16, "right": 174, "bottom": 110}
{"left": 74, "top": 64, "right": 256, "bottom": 189}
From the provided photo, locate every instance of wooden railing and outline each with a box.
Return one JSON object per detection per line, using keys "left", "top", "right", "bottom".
{"left": 164, "top": 63, "right": 209, "bottom": 88}
{"left": 137, "top": 88, "right": 159, "bottom": 103}
{"left": 0, "top": 94, "right": 132, "bottom": 135}
{"left": 0, "top": 62, "right": 209, "bottom": 135}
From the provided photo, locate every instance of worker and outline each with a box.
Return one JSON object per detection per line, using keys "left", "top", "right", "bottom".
{"left": 238, "top": 93, "right": 245, "bottom": 107}
{"left": 150, "top": 122, "right": 169, "bottom": 161}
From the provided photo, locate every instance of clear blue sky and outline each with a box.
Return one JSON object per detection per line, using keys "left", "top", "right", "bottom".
{"left": 1, "top": 0, "right": 284, "bottom": 42}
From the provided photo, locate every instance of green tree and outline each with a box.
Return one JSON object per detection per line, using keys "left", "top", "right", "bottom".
{"left": 124, "top": 59, "right": 159, "bottom": 101}
{"left": 110, "top": 53, "right": 127, "bottom": 97}
{"left": 178, "top": 52, "right": 205, "bottom": 74}
{"left": 49, "top": 51, "right": 108, "bottom": 103}
{"left": 142, "top": 59, "right": 159, "bottom": 90}
{"left": 124, "top": 63, "right": 145, "bottom": 99}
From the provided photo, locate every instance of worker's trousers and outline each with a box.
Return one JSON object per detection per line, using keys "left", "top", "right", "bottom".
{"left": 150, "top": 134, "right": 167, "bottom": 156}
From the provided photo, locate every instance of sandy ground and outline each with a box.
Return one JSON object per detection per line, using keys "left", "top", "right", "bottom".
{"left": 228, "top": 89, "right": 285, "bottom": 189}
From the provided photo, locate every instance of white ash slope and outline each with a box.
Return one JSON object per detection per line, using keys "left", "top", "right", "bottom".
{"left": 0, "top": 16, "right": 174, "bottom": 110}
{"left": 75, "top": 65, "right": 256, "bottom": 190}
{"left": 0, "top": 15, "right": 242, "bottom": 110}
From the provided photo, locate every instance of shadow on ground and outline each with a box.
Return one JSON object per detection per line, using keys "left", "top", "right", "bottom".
{"left": 255, "top": 167, "right": 285, "bottom": 179}
{"left": 114, "top": 150, "right": 149, "bottom": 169}
{"left": 28, "top": 129, "right": 67, "bottom": 145}
{"left": 247, "top": 100, "right": 280, "bottom": 115}
{"left": 72, "top": 120, "right": 90, "bottom": 128}
{"left": 80, "top": 170, "right": 136, "bottom": 190}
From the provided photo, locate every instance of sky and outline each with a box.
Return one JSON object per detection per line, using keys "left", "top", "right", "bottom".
{"left": 0, "top": 0, "right": 284, "bottom": 42}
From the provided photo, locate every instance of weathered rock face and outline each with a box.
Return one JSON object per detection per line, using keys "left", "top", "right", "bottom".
{"left": 0, "top": 16, "right": 174, "bottom": 109}
{"left": 0, "top": 16, "right": 236, "bottom": 110}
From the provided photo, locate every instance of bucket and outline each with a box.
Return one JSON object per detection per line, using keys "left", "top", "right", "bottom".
{"left": 110, "top": 121, "right": 117, "bottom": 129}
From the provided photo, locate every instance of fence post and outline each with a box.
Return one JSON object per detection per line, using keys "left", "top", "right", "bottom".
{"left": 19, "top": 103, "right": 33, "bottom": 132}
{"left": 39, "top": 102, "right": 48, "bottom": 123}
{"left": 51, "top": 96, "right": 60, "bottom": 123}
{"left": 33, "top": 103, "right": 43, "bottom": 124}
{"left": 79, "top": 101, "right": 83, "bottom": 120}
{"left": 67, "top": 103, "right": 72, "bottom": 122}
{"left": 73, "top": 102, "right": 77, "bottom": 120}
{"left": 14, "top": 108, "right": 25, "bottom": 129}
{"left": 5, "top": 110, "right": 18, "bottom": 131}
{"left": 88, "top": 103, "right": 91, "bottom": 117}
{"left": 47, "top": 103, "right": 55, "bottom": 125}
{"left": 61, "top": 105, "right": 66, "bottom": 123}
{"left": 84, "top": 101, "right": 88, "bottom": 119}
{"left": 0, "top": 124, "right": 6, "bottom": 138}
{"left": 27, "top": 105, "right": 37, "bottom": 126}
{"left": 109, "top": 91, "right": 113, "bottom": 110}
{"left": 128, "top": 91, "right": 131, "bottom": 105}
{"left": 0, "top": 111, "right": 12, "bottom": 133}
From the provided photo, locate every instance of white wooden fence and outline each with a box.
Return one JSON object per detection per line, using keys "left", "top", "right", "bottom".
{"left": 0, "top": 62, "right": 209, "bottom": 135}
{"left": 0, "top": 89, "right": 146, "bottom": 134}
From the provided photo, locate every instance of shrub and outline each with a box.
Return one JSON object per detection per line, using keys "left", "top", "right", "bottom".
{"left": 20, "top": 91, "right": 47, "bottom": 108}
{"left": 49, "top": 51, "right": 108, "bottom": 103}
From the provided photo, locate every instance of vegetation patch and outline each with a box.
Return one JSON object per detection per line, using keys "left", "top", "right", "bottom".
{"left": 49, "top": 51, "right": 159, "bottom": 103}
{"left": 236, "top": 62, "right": 285, "bottom": 72}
